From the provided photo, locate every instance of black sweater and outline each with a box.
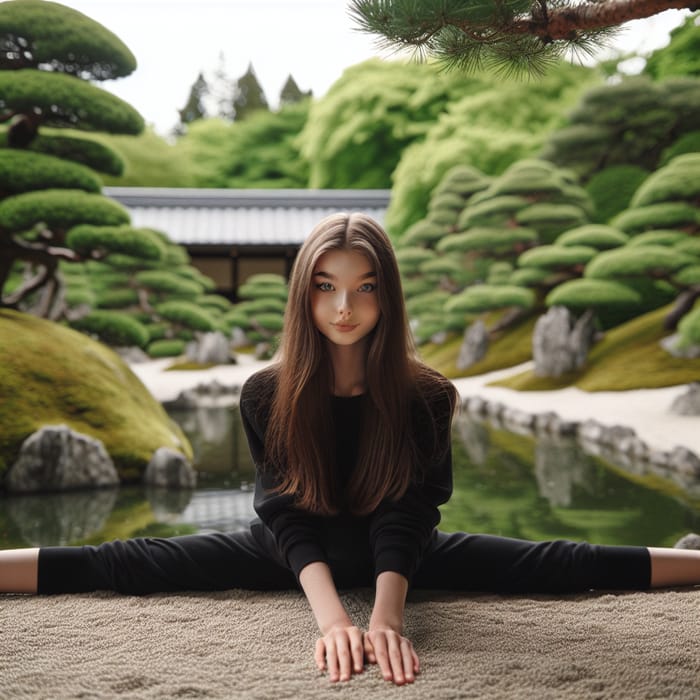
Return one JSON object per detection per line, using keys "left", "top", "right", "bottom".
{"left": 239, "top": 367, "right": 454, "bottom": 583}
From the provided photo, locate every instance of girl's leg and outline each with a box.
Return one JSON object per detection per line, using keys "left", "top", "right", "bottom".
{"left": 0, "top": 548, "right": 39, "bottom": 593}
{"left": 413, "top": 532, "right": 652, "bottom": 593}
{"left": 648, "top": 547, "right": 700, "bottom": 587}
{"left": 2, "top": 531, "right": 297, "bottom": 595}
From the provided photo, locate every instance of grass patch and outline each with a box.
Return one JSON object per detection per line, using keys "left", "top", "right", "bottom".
{"left": 491, "top": 304, "right": 700, "bottom": 391}
{"left": 0, "top": 310, "right": 192, "bottom": 481}
{"left": 421, "top": 314, "right": 536, "bottom": 379}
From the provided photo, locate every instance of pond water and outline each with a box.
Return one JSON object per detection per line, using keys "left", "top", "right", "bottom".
{"left": 1, "top": 406, "right": 699, "bottom": 549}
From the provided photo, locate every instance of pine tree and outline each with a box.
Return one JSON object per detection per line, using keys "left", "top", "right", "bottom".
{"left": 350, "top": 0, "right": 693, "bottom": 75}
{"left": 231, "top": 63, "right": 269, "bottom": 121}
{"left": 177, "top": 71, "right": 209, "bottom": 127}
{"left": 279, "top": 74, "right": 311, "bottom": 106}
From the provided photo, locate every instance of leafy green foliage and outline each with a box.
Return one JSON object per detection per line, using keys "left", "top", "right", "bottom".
{"left": 155, "top": 301, "right": 217, "bottom": 333}
{"left": 541, "top": 76, "right": 700, "bottom": 181}
{"left": 298, "top": 58, "right": 488, "bottom": 191}
{"left": 585, "top": 165, "right": 650, "bottom": 223}
{"left": 0, "top": 148, "right": 101, "bottom": 195}
{"left": 0, "top": 130, "right": 125, "bottom": 175}
{"left": 147, "top": 338, "right": 186, "bottom": 358}
{"left": 183, "top": 102, "right": 310, "bottom": 188}
{"left": 0, "top": 69, "right": 144, "bottom": 134}
{"left": 0, "top": 189, "right": 129, "bottom": 233}
{"left": 388, "top": 62, "right": 595, "bottom": 235}
{"left": 631, "top": 153, "right": 700, "bottom": 207}
{"left": 677, "top": 303, "right": 700, "bottom": 348}
{"left": 0, "top": 0, "right": 137, "bottom": 79}
{"left": 644, "top": 12, "right": 700, "bottom": 80}
{"left": 66, "top": 225, "right": 166, "bottom": 260}
{"left": 446, "top": 285, "right": 535, "bottom": 313}
{"left": 556, "top": 224, "right": 629, "bottom": 250}
{"left": 70, "top": 310, "right": 149, "bottom": 348}
{"left": 231, "top": 63, "right": 269, "bottom": 121}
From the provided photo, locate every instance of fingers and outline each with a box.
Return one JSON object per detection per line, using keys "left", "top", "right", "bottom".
{"left": 317, "top": 625, "right": 364, "bottom": 683}
{"left": 365, "top": 630, "right": 419, "bottom": 685}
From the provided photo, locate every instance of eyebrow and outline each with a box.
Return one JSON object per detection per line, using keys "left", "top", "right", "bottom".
{"left": 312, "top": 270, "right": 377, "bottom": 280}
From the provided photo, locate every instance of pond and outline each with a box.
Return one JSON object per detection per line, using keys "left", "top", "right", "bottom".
{"left": 1, "top": 406, "right": 699, "bottom": 549}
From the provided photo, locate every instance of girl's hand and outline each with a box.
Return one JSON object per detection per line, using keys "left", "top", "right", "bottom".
{"left": 364, "top": 626, "right": 420, "bottom": 685}
{"left": 314, "top": 624, "right": 365, "bottom": 683}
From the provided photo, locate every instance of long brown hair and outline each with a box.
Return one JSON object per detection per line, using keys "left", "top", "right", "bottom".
{"left": 265, "top": 212, "right": 456, "bottom": 515}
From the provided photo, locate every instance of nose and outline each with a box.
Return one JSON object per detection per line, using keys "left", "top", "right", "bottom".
{"left": 337, "top": 291, "right": 352, "bottom": 318}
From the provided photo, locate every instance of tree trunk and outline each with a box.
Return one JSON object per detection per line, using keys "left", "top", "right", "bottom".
{"left": 506, "top": 0, "right": 693, "bottom": 41}
{"left": 664, "top": 287, "right": 700, "bottom": 331}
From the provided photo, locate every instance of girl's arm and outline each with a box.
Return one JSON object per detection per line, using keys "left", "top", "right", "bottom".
{"left": 299, "top": 561, "right": 364, "bottom": 683}
{"left": 365, "top": 571, "right": 420, "bottom": 685}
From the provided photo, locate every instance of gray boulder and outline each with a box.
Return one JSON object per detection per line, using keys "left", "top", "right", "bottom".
{"left": 186, "top": 331, "right": 234, "bottom": 365}
{"left": 660, "top": 333, "right": 700, "bottom": 359}
{"left": 533, "top": 307, "right": 596, "bottom": 378}
{"left": 7, "top": 425, "right": 119, "bottom": 492}
{"left": 144, "top": 447, "right": 196, "bottom": 489}
{"left": 669, "top": 383, "right": 700, "bottom": 416}
{"left": 457, "top": 320, "right": 489, "bottom": 370}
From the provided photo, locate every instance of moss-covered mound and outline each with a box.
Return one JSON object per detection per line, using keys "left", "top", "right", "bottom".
{"left": 490, "top": 304, "right": 700, "bottom": 391}
{"left": 0, "top": 310, "right": 191, "bottom": 481}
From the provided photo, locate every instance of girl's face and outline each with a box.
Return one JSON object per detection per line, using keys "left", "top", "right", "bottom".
{"left": 310, "top": 249, "right": 380, "bottom": 348}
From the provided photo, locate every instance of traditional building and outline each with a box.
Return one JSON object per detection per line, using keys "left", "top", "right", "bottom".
{"left": 105, "top": 187, "right": 391, "bottom": 300}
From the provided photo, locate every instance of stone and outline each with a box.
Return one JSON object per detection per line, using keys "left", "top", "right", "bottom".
{"left": 7, "top": 425, "right": 119, "bottom": 492}
{"left": 164, "top": 380, "right": 241, "bottom": 409}
{"left": 186, "top": 331, "right": 234, "bottom": 365}
{"left": 457, "top": 320, "right": 489, "bottom": 371}
{"left": 115, "top": 346, "right": 151, "bottom": 364}
{"left": 532, "top": 306, "right": 596, "bottom": 378}
{"left": 673, "top": 533, "right": 700, "bottom": 549}
{"left": 144, "top": 447, "right": 197, "bottom": 489}
{"left": 667, "top": 446, "right": 700, "bottom": 478}
{"left": 660, "top": 333, "right": 700, "bottom": 359}
{"left": 502, "top": 407, "right": 535, "bottom": 435}
{"left": 669, "top": 383, "right": 700, "bottom": 416}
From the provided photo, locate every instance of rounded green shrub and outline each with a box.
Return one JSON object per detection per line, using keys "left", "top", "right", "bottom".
{"left": 556, "top": 224, "right": 629, "bottom": 250}
{"left": 677, "top": 305, "right": 700, "bottom": 348}
{"left": 70, "top": 310, "right": 149, "bottom": 348}
{"left": 147, "top": 339, "right": 186, "bottom": 358}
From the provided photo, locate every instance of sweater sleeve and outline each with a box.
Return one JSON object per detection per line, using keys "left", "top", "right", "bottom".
{"left": 239, "top": 372, "right": 328, "bottom": 579}
{"left": 368, "top": 387, "right": 454, "bottom": 582}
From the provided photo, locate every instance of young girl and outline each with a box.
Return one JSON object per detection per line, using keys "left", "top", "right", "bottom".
{"left": 1, "top": 212, "right": 699, "bottom": 686}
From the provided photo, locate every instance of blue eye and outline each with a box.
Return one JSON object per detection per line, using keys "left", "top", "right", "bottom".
{"left": 358, "top": 282, "right": 376, "bottom": 293}
{"left": 315, "top": 282, "right": 334, "bottom": 291}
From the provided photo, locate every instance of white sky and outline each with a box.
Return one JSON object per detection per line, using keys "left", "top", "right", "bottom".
{"left": 52, "top": 0, "right": 690, "bottom": 135}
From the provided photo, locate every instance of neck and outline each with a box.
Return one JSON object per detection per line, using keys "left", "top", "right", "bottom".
{"left": 326, "top": 340, "right": 368, "bottom": 396}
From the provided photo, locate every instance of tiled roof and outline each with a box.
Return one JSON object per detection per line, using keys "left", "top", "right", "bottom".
{"left": 104, "top": 187, "right": 392, "bottom": 246}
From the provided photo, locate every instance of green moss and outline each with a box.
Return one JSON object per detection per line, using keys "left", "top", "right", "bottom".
{"left": 0, "top": 310, "right": 192, "bottom": 481}
{"left": 422, "top": 313, "right": 536, "bottom": 378}
{"left": 489, "top": 304, "right": 700, "bottom": 391}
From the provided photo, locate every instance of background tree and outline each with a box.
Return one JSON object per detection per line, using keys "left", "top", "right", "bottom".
{"left": 180, "top": 102, "right": 310, "bottom": 188}
{"left": 542, "top": 154, "right": 700, "bottom": 334}
{"left": 231, "top": 62, "right": 269, "bottom": 121}
{"left": 177, "top": 71, "right": 209, "bottom": 131}
{"left": 279, "top": 74, "right": 311, "bottom": 106}
{"left": 0, "top": 0, "right": 226, "bottom": 357}
{"left": 644, "top": 11, "right": 700, "bottom": 79}
{"left": 297, "top": 58, "right": 490, "bottom": 190}
{"left": 0, "top": 0, "right": 144, "bottom": 314}
{"left": 349, "top": 0, "right": 693, "bottom": 75}
{"left": 386, "top": 61, "right": 596, "bottom": 235}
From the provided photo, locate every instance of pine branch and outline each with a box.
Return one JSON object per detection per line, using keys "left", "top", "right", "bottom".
{"left": 507, "top": 0, "right": 693, "bottom": 41}
{"left": 350, "top": 0, "right": 694, "bottom": 73}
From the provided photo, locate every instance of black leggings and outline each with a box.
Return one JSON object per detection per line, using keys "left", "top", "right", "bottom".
{"left": 37, "top": 530, "right": 651, "bottom": 595}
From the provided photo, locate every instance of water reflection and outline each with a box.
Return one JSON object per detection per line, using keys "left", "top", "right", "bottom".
{"left": 5, "top": 488, "right": 118, "bottom": 546}
{"left": 1, "top": 406, "right": 699, "bottom": 548}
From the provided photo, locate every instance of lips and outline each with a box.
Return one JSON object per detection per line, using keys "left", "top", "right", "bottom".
{"left": 332, "top": 323, "right": 359, "bottom": 332}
